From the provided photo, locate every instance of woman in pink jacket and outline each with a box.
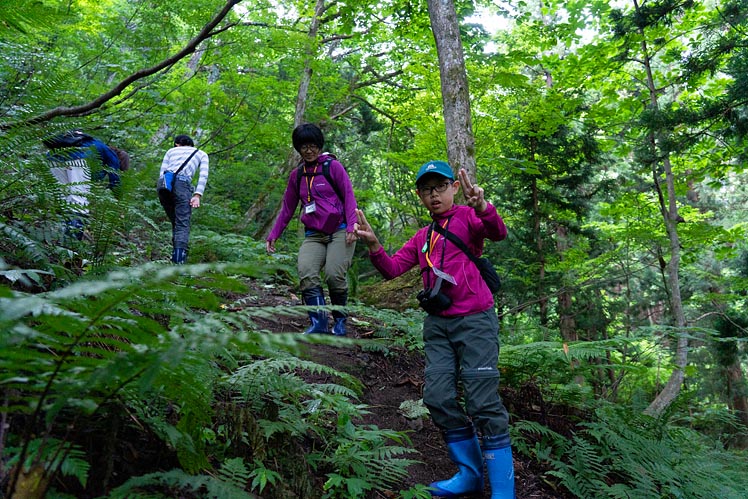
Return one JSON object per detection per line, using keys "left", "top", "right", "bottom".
{"left": 266, "top": 124, "right": 358, "bottom": 336}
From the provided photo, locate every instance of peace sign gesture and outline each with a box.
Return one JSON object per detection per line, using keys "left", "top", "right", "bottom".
{"left": 354, "top": 209, "right": 382, "bottom": 252}
{"left": 458, "top": 168, "right": 487, "bottom": 212}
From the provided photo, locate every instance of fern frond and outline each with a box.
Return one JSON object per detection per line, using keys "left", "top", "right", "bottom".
{"left": 544, "top": 404, "right": 748, "bottom": 499}
{"left": 228, "top": 356, "right": 363, "bottom": 395}
{"left": 107, "top": 469, "right": 254, "bottom": 499}
{"left": 0, "top": 221, "right": 50, "bottom": 267}
{"left": 216, "top": 458, "right": 253, "bottom": 489}
{"left": 5, "top": 438, "right": 90, "bottom": 490}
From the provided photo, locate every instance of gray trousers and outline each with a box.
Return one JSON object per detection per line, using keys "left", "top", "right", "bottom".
{"left": 158, "top": 177, "right": 194, "bottom": 250}
{"left": 297, "top": 229, "right": 355, "bottom": 294}
{"left": 422, "top": 308, "right": 510, "bottom": 437}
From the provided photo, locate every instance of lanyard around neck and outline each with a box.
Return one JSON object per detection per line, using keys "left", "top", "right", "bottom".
{"left": 425, "top": 218, "right": 450, "bottom": 269}
{"left": 303, "top": 163, "right": 317, "bottom": 203}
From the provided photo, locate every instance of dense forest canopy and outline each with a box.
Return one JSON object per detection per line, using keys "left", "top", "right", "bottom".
{"left": 1, "top": 0, "right": 747, "bottom": 497}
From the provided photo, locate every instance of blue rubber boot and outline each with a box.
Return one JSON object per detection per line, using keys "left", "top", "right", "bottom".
{"left": 302, "top": 287, "right": 329, "bottom": 334}
{"left": 172, "top": 247, "right": 188, "bottom": 264}
{"left": 65, "top": 217, "right": 85, "bottom": 240}
{"left": 332, "top": 317, "right": 347, "bottom": 336}
{"left": 330, "top": 291, "right": 348, "bottom": 336}
{"left": 429, "top": 426, "right": 484, "bottom": 497}
{"left": 483, "top": 433, "right": 515, "bottom": 499}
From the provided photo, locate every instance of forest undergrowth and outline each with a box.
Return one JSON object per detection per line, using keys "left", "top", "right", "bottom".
{"left": 2, "top": 259, "right": 747, "bottom": 499}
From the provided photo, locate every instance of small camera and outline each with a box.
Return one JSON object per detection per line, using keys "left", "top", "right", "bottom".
{"left": 417, "top": 287, "right": 452, "bottom": 314}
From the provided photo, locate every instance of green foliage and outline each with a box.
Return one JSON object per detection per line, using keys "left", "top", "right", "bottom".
{"left": 6, "top": 438, "right": 91, "bottom": 489}
{"left": 399, "top": 399, "right": 430, "bottom": 420}
{"left": 500, "top": 338, "right": 628, "bottom": 399}
{"left": 358, "top": 306, "right": 425, "bottom": 353}
{"left": 1, "top": 260, "right": 420, "bottom": 498}
{"left": 316, "top": 414, "right": 420, "bottom": 499}
{"left": 398, "top": 484, "right": 435, "bottom": 499}
{"left": 245, "top": 459, "right": 281, "bottom": 493}
{"left": 2, "top": 0, "right": 748, "bottom": 496}
{"left": 542, "top": 405, "right": 748, "bottom": 499}
{"left": 107, "top": 469, "right": 252, "bottom": 499}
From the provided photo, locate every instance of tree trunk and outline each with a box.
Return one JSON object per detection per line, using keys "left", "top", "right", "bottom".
{"left": 240, "top": 0, "right": 326, "bottom": 237}
{"left": 556, "top": 224, "right": 577, "bottom": 341}
{"left": 634, "top": 0, "right": 688, "bottom": 415}
{"left": 531, "top": 173, "right": 548, "bottom": 327}
{"left": 726, "top": 359, "right": 748, "bottom": 449}
{"left": 426, "top": 0, "right": 476, "bottom": 182}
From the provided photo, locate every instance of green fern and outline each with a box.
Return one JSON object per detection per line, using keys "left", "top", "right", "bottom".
{"left": 106, "top": 469, "right": 253, "bottom": 499}
{"left": 5, "top": 438, "right": 90, "bottom": 489}
{"left": 245, "top": 459, "right": 281, "bottom": 493}
{"left": 315, "top": 414, "right": 420, "bottom": 499}
{"left": 2, "top": 259, "right": 430, "bottom": 499}
{"left": 1, "top": 261, "right": 322, "bottom": 492}
{"left": 0, "top": 221, "right": 50, "bottom": 267}
{"left": 543, "top": 404, "right": 748, "bottom": 498}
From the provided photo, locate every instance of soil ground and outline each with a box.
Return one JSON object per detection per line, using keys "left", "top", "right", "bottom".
{"left": 248, "top": 280, "right": 573, "bottom": 499}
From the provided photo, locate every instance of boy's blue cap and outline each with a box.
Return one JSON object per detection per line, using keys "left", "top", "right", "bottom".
{"left": 415, "top": 160, "right": 454, "bottom": 185}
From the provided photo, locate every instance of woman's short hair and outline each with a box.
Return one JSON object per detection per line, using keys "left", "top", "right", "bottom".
{"left": 174, "top": 134, "right": 194, "bottom": 147}
{"left": 292, "top": 123, "right": 324, "bottom": 152}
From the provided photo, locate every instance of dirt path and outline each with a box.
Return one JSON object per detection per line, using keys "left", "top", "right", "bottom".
{"left": 248, "top": 281, "right": 569, "bottom": 498}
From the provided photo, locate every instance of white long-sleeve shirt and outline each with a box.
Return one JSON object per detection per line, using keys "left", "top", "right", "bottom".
{"left": 159, "top": 146, "right": 209, "bottom": 196}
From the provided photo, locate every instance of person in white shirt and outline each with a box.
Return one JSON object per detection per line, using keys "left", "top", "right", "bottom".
{"left": 157, "top": 134, "right": 209, "bottom": 264}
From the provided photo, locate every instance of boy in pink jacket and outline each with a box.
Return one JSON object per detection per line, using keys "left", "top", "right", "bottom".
{"left": 355, "top": 161, "right": 515, "bottom": 498}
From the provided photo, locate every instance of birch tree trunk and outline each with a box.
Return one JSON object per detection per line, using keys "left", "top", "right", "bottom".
{"left": 426, "top": 0, "right": 476, "bottom": 183}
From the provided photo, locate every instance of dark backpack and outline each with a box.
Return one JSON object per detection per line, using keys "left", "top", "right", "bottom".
{"left": 43, "top": 130, "right": 92, "bottom": 149}
{"left": 295, "top": 158, "right": 345, "bottom": 202}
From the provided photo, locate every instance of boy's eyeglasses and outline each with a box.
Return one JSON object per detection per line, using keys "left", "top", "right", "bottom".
{"left": 418, "top": 181, "right": 453, "bottom": 195}
{"left": 300, "top": 144, "right": 319, "bottom": 152}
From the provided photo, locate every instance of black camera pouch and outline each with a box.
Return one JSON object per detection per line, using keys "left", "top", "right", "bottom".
{"left": 417, "top": 276, "right": 452, "bottom": 314}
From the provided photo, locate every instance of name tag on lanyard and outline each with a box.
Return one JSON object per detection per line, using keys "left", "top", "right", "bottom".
{"left": 433, "top": 266, "right": 457, "bottom": 286}
{"left": 424, "top": 220, "right": 457, "bottom": 285}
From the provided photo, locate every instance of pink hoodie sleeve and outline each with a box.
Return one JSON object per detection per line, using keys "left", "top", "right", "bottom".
{"left": 475, "top": 203, "right": 507, "bottom": 242}
{"left": 267, "top": 170, "right": 301, "bottom": 241}
{"left": 369, "top": 230, "right": 426, "bottom": 280}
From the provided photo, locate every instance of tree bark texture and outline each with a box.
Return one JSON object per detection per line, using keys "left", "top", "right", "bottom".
{"left": 426, "top": 0, "right": 476, "bottom": 183}
{"left": 726, "top": 360, "right": 748, "bottom": 449}
{"left": 556, "top": 224, "right": 577, "bottom": 342}
{"left": 634, "top": 0, "right": 688, "bottom": 416}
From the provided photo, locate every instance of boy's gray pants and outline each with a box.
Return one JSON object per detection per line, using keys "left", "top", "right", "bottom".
{"left": 422, "top": 308, "right": 510, "bottom": 437}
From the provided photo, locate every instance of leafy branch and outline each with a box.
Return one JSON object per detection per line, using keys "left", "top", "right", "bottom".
{"left": 1, "top": 0, "right": 243, "bottom": 129}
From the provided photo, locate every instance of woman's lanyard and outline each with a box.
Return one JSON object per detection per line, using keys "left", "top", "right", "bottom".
{"left": 304, "top": 164, "right": 317, "bottom": 203}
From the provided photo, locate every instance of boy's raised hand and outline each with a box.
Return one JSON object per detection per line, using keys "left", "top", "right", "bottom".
{"left": 355, "top": 209, "right": 381, "bottom": 251}
{"left": 459, "top": 168, "right": 487, "bottom": 212}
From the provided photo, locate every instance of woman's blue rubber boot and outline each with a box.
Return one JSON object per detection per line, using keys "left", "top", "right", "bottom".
{"left": 302, "top": 287, "right": 329, "bottom": 334}
{"left": 172, "top": 247, "right": 188, "bottom": 264}
{"left": 429, "top": 426, "right": 484, "bottom": 497}
{"left": 483, "top": 433, "right": 515, "bottom": 499}
{"left": 330, "top": 291, "right": 348, "bottom": 336}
